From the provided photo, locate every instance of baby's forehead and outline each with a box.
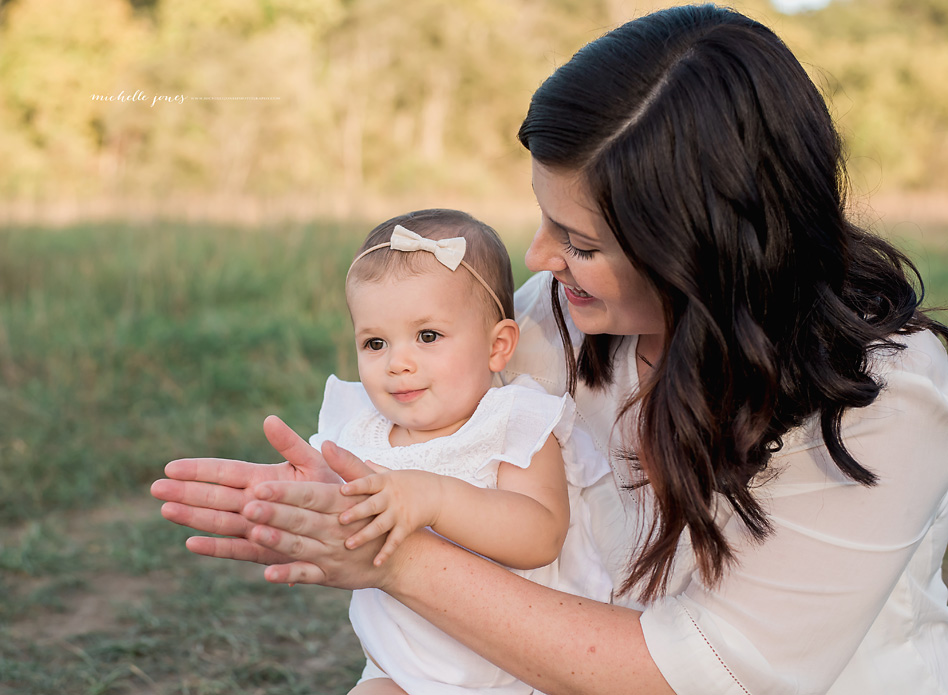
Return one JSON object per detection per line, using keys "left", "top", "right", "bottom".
{"left": 346, "top": 269, "right": 496, "bottom": 325}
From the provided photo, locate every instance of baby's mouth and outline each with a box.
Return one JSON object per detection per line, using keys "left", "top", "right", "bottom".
{"left": 391, "top": 389, "right": 426, "bottom": 403}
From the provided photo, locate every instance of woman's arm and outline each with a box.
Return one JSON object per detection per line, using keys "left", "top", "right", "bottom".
{"left": 241, "top": 477, "right": 676, "bottom": 695}
{"left": 339, "top": 434, "right": 570, "bottom": 568}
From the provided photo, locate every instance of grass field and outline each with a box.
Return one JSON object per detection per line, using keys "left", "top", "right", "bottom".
{"left": 2, "top": 221, "right": 947, "bottom": 694}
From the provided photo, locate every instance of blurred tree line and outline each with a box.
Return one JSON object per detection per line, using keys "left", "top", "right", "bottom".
{"left": 0, "top": 0, "right": 945, "bottom": 221}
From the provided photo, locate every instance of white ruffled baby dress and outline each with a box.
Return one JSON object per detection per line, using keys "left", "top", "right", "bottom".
{"left": 309, "top": 374, "right": 613, "bottom": 695}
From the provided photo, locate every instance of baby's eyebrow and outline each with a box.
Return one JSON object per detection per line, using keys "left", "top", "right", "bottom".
{"left": 409, "top": 315, "right": 441, "bottom": 327}
{"left": 353, "top": 315, "right": 448, "bottom": 336}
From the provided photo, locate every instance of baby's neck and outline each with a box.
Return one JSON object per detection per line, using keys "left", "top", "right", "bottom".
{"left": 389, "top": 417, "right": 472, "bottom": 447}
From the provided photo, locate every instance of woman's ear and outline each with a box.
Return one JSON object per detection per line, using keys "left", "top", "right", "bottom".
{"left": 488, "top": 318, "right": 520, "bottom": 373}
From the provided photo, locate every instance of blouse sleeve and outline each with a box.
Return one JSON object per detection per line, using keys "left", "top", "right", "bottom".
{"left": 639, "top": 330, "right": 948, "bottom": 695}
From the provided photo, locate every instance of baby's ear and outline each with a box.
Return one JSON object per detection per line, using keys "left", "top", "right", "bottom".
{"left": 488, "top": 319, "right": 520, "bottom": 373}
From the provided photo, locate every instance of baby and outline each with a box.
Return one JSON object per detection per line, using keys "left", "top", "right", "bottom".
{"left": 310, "top": 209, "right": 610, "bottom": 694}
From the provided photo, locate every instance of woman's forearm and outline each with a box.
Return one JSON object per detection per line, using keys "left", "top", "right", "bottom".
{"left": 385, "top": 531, "right": 676, "bottom": 695}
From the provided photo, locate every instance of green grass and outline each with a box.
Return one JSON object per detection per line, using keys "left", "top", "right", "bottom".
{"left": 0, "top": 222, "right": 365, "bottom": 524}
{"left": 0, "top": 502, "right": 364, "bottom": 694}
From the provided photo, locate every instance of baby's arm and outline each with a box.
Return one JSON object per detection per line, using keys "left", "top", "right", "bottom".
{"left": 339, "top": 434, "right": 569, "bottom": 569}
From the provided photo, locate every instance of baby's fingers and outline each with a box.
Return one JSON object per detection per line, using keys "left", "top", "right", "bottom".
{"left": 344, "top": 510, "right": 395, "bottom": 550}
{"left": 340, "top": 475, "right": 385, "bottom": 497}
{"left": 338, "top": 495, "right": 386, "bottom": 525}
{"left": 373, "top": 525, "right": 410, "bottom": 566}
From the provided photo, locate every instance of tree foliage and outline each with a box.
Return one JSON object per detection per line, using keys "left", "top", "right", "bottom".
{"left": 0, "top": 0, "right": 944, "bottom": 219}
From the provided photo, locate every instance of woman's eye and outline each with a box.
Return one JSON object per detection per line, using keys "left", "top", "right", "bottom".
{"left": 418, "top": 330, "right": 440, "bottom": 344}
{"left": 364, "top": 338, "right": 386, "bottom": 351}
{"left": 564, "top": 241, "right": 596, "bottom": 260}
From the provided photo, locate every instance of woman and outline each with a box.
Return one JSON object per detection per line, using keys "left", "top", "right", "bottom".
{"left": 152, "top": 5, "right": 948, "bottom": 694}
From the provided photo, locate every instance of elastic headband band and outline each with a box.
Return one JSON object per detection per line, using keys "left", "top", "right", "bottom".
{"left": 347, "top": 224, "right": 507, "bottom": 320}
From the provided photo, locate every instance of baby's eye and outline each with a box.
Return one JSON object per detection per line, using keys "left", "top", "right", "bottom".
{"left": 418, "top": 330, "right": 441, "bottom": 344}
{"left": 364, "top": 338, "right": 386, "bottom": 351}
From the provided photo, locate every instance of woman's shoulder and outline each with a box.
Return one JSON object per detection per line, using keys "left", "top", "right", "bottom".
{"left": 874, "top": 328, "right": 948, "bottom": 383}
{"left": 773, "top": 328, "right": 948, "bottom": 475}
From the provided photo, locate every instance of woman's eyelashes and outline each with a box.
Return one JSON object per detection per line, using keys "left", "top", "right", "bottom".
{"left": 563, "top": 239, "right": 596, "bottom": 260}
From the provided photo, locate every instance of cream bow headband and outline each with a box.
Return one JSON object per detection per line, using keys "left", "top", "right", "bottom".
{"left": 348, "top": 224, "right": 507, "bottom": 320}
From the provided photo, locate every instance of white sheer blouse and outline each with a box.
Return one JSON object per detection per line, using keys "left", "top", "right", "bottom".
{"left": 504, "top": 272, "right": 948, "bottom": 695}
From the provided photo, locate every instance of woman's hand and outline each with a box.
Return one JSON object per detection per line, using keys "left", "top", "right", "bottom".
{"left": 239, "top": 475, "right": 402, "bottom": 589}
{"left": 150, "top": 414, "right": 372, "bottom": 565}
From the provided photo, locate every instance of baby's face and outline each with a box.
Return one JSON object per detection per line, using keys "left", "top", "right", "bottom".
{"left": 348, "top": 268, "right": 497, "bottom": 441}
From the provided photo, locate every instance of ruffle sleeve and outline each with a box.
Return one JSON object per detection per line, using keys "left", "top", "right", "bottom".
{"left": 308, "top": 375, "right": 374, "bottom": 450}
{"left": 472, "top": 375, "right": 611, "bottom": 491}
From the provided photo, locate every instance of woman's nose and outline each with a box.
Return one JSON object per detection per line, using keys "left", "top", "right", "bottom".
{"left": 524, "top": 222, "right": 567, "bottom": 274}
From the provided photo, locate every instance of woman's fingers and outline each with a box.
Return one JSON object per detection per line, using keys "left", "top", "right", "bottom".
{"left": 321, "top": 440, "right": 376, "bottom": 482}
{"left": 264, "top": 561, "right": 328, "bottom": 585}
{"left": 242, "top": 487, "right": 352, "bottom": 538}
{"left": 247, "top": 522, "right": 330, "bottom": 561}
{"left": 249, "top": 522, "right": 388, "bottom": 590}
{"left": 363, "top": 459, "right": 390, "bottom": 475}
{"left": 159, "top": 501, "right": 251, "bottom": 537}
{"left": 250, "top": 480, "right": 359, "bottom": 514}
{"left": 185, "top": 536, "right": 293, "bottom": 565}
{"left": 263, "top": 416, "right": 341, "bottom": 484}
{"left": 163, "top": 457, "right": 278, "bottom": 487}
{"left": 151, "top": 478, "right": 249, "bottom": 513}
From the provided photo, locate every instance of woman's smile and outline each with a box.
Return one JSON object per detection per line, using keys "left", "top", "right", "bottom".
{"left": 560, "top": 281, "right": 595, "bottom": 303}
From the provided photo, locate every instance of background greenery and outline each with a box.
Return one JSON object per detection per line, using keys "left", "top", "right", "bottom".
{"left": 0, "top": 0, "right": 946, "bottom": 222}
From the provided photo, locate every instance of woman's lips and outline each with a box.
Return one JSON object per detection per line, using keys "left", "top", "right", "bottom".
{"left": 391, "top": 389, "right": 426, "bottom": 403}
{"left": 562, "top": 282, "right": 596, "bottom": 305}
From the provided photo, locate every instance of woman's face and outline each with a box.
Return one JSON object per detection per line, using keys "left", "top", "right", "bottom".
{"left": 525, "top": 159, "right": 665, "bottom": 340}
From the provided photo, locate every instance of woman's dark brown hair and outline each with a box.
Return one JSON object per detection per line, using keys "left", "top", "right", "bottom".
{"left": 518, "top": 4, "right": 948, "bottom": 600}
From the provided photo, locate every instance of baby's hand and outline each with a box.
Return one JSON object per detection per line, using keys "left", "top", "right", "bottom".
{"left": 339, "top": 469, "right": 444, "bottom": 566}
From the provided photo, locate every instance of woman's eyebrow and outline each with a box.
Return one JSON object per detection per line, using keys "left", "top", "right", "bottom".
{"left": 549, "top": 216, "right": 598, "bottom": 245}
